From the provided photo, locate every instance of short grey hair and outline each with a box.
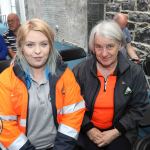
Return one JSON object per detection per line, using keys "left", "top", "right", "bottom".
{"left": 89, "top": 20, "right": 125, "bottom": 52}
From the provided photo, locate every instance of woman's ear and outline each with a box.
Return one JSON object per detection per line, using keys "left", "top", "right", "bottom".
{"left": 118, "top": 43, "right": 122, "bottom": 51}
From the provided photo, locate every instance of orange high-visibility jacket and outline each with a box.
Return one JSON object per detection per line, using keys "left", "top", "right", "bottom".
{"left": 0, "top": 62, "right": 85, "bottom": 150}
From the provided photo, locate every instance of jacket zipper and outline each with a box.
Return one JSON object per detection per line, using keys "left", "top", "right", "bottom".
{"left": 104, "top": 77, "right": 108, "bottom": 92}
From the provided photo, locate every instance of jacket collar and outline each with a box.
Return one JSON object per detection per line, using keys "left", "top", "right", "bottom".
{"left": 13, "top": 57, "right": 67, "bottom": 88}
{"left": 117, "top": 52, "right": 130, "bottom": 76}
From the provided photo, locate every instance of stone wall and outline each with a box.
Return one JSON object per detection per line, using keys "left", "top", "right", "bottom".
{"left": 24, "top": 0, "right": 87, "bottom": 50}
{"left": 105, "top": 0, "right": 150, "bottom": 58}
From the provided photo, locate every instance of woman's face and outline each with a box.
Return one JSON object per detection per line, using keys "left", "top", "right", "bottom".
{"left": 22, "top": 30, "right": 50, "bottom": 70}
{"left": 94, "top": 34, "right": 120, "bottom": 69}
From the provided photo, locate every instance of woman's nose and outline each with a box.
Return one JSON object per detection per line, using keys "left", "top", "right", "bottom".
{"left": 101, "top": 48, "right": 108, "bottom": 57}
{"left": 34, "top": 45, "right": 41, "bottom": 54}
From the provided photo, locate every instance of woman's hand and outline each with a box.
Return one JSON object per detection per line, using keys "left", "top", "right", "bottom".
{"left": 97, "top": 128, "right": 121, "bottom": 147}
{"left": 87, "top": 128, "right": 103, "bottom": 144}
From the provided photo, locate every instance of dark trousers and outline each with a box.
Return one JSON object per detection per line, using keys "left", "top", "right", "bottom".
{"left": 75, "top": 132, "right": 132, "bottom": 150}
{"left": 45, "top": 148, "right": 53, "bottom": 150}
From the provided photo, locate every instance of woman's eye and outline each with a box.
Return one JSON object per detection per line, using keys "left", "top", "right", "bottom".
{"left": 107, "top": 44, "right": 115, "bottom": 50}
{"left": 26, "top": 43, "right": 34, "bottom": 48}
{"left": 95, "top": 45, "right": 103, "bottom": 49}
{"left": 41, "top": 43, "right": 48, "bottom": 47}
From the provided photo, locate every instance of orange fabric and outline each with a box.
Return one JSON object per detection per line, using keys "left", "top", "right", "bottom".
{"left": 56, "top": 68, "right": 85, "bottom": 132}
{"left": 91, "top": 70, "right": 116, "bottom": 129}
{"left": 0, "top": 66, "right": 28, "bottom": 147}
{"left": 0, "top": 121, "right": 22, "bottom": 147}
{"left": 0, "top": 66, "right": 85, "bottom": 148}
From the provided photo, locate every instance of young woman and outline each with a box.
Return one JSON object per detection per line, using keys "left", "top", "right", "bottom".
{"left": 0, "top": 18, "right": 85, "bottom": 150}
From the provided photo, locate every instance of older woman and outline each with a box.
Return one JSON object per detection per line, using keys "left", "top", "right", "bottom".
{"left": 0, "top": 18, "right": 85, "bottom": 150}
{"left": 73, "top": 20, "right": 148, "bottom": 150}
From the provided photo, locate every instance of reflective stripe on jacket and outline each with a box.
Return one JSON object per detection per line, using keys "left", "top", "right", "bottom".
{"left": 0, "top": 63, "right": 85, "bottom": 150}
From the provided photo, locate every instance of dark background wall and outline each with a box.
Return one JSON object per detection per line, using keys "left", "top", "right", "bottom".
{"left": 87, "top": 0, "right": 106, "bottom": 37}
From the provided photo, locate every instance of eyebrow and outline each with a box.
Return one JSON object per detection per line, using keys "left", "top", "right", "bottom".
{"left": 25, "top": 40, "right": 49, "bottom": 43}
{"left": 95, "top": 42, "right": 116, "bottom": 45}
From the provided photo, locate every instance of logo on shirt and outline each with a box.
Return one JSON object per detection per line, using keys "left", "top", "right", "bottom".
{"left": 124, "top": 87, "right": 132, "bottom": 95}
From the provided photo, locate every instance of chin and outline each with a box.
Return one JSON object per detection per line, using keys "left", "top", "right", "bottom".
{"left": 10, "top": 28, "right": 15, "bottom": 31}
{"left": 100, "top": 61, "right": 113, "bottom": 68}
{"left": 102, "top": 64, "right": 111, "bottom": 68}
{"left": 101, "top": 61, "right": 111, "bottom": 65}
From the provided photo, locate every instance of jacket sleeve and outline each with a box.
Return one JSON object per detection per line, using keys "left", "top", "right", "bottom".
{"left": 114, "top": 65, "right": 149, "bottom": 134}
{"left": 0, "top": 118, "right": 35, "bottom": 150}
{"left": 54, "top": 68, "right": 85, "bottom": 150}
{"left": 20, "top": 140, "right": 35, "bottom": 150}
{"left": 0, "top": 67, "right": 35, "bottom": 150}
{"left": 73, "top": 64, "right": 95, "bottom": 133}
{"left": 53, "top": 132, "right": 76, "bottom": 150}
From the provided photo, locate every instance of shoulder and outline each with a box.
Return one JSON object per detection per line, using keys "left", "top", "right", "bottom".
{"left": 3, "top": 30, "right": 9, "bottom": 36}
{"left": 3, "top": 30, "right": 14, "bottom": 37}
{"left": 127, "top": 60, "right": 145, "bottom": 79}
{"left": 73, "top": 55, "right": 94, "bottom": 74}
{"left": 62, "top": 67, "right": 76, "bottom": 81}
{"left": 118, "top": 53, "right": 143, "bottom": 78}
{"left": 0, "top": 64, "right": 26, "bottom": 93}
{"left": 72, "top": 56, "right": 96, "bottom": 85}
{"left": 0, "top": 64, "right": 15, "bottom": 83}
{"left": 0, "top": 60, "right": 24, "bottom": 79}
{"left": 123, "top": 27, "right": 132, "bottom": 43}
{"left": 123, "top": 27, "right": 131, "bottom": 36}
{"left": 132, "top": 63, "right": 143, "bottom": 75}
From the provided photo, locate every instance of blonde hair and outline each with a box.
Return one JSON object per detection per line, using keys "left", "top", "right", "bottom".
{"left": 15, "top": 18, "right": 59, "bottom": 75}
